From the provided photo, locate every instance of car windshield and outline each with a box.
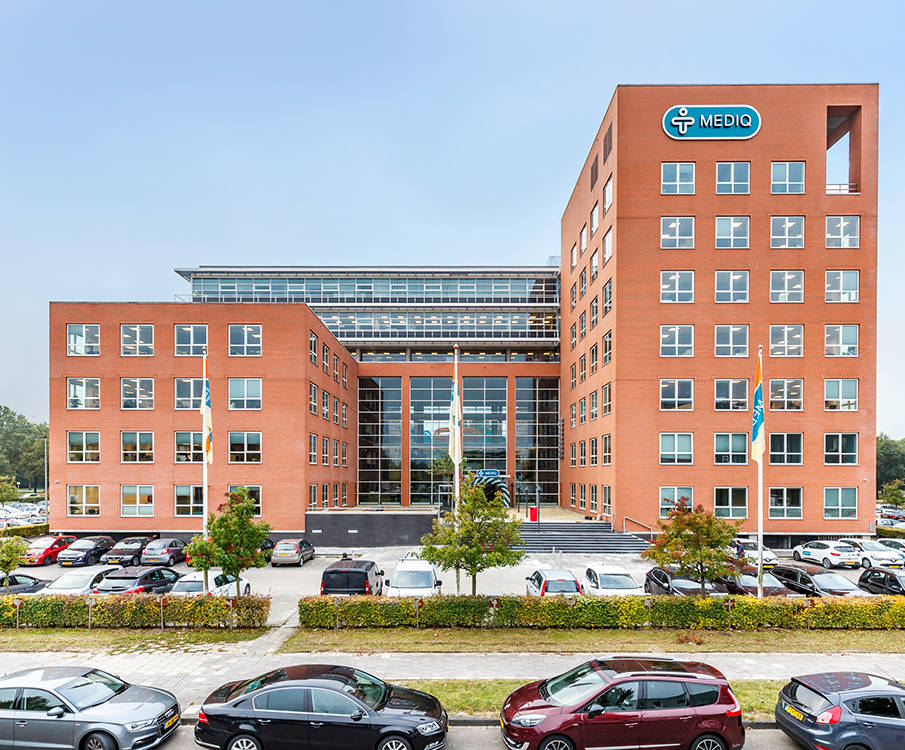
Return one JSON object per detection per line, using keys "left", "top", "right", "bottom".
{"left": 738, "top": 573, "right": 784, "bottom": 588}
{"left": 833, "top": 544, "right": 856, "bottom": 552}
{"left": 341, "top": 669, "right": 388, "bottom": 709}
{"left": 545, "top": 579, "right": 580, "bottom": 593}
{"left": 673, "top": 578, "right": 713, "bottom": 591}
{"left": 69, "top": 539, "right": 95, "bottom": 550}
{"left": 859, "top": 541, "right": 886, "bottom": 551}
{"left": 542, "top": 663, "right": 607, "bottom": 706}
{"left": 95, "top": 576, "right": 138, "bottom": 591}
{"left": 229, "top": 669, "right": 294, "bottom": 699}
{"left": 114, "top": 540, "right": 144, "bottom": 549}
{"left": 172, "top": 580, "right": 204, "bottom": 592}
{"left": 813, "top": 574, "right": 859, "bottom": 591}
{"left": 58, "top": 670, "right": 128, "bottom": 710}
{"left": 145, "top": 541, "right": 171, "bottom": 551}
{"left": 597, "top": 574, "right": 638, "bottom": 589}
{"left": 28, "top": 539, "right": 53, "bottom": 550}
{"left": 390, "top": 570, "right": 433, "bottom": 588}
{"left": 275, "top": 541, "right": 297, "bottom": 550}
{"left": 47, "top": 573, "right": 93, "bottom": 589}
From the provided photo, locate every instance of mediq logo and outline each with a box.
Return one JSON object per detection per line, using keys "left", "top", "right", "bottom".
{"left": 662, "top": 105, "right": 762, "bottom": 140}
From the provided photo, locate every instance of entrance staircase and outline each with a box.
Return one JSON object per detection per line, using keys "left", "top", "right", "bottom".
{"left": 517, "top": 521, "right": 651, "bottom": 554}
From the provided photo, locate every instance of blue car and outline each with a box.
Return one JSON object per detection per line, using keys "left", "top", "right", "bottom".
{"left": 776, "top": 672, "right": 905, "bottom": 749}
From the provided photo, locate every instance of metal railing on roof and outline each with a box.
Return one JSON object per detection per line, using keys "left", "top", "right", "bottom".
{"left": 826, "top": 183, "right": 861, "bottom": 195}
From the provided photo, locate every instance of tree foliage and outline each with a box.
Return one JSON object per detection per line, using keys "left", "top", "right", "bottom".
{"left": 879, "top": 479, "right": 905, "bottom": 509}
{"left": 0, "top": 476, "right": 18, "bottom": 504}
{"left": 0, "top": 536, "right": 29, "bottom": 593}
{"left": 206, "top": 488, "right": 272, "bottom": 597}
{"left": 0, "top": 405, "right": 47, "bottom": 490}
{"left": 185, "top": 535, "right": 220, "bottom": 593}
{"left": 878, "top": 434, "right": 905, "bottom": 489}
{"left": 642, "top": 498, "right": 741, "bottom": 596}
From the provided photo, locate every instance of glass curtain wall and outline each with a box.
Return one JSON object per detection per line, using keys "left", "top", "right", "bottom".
{"left": 462, "top": 377, "right": 507, "bottom": 474}
{"left": 409, "top": 377, "right": 453, "bottom": 505}
{"left": 358, "top": 377, "right": 402, "bottom": 505}
{"left": 515, "top": 378, "right": 560, "bottom": 505}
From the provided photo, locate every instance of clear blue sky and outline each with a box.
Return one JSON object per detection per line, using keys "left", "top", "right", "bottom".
{"left": 1, "top": 1, "right": 902, "bottom": 434}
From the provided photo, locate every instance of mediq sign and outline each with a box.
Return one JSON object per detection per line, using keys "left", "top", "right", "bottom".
{"left": 662, "top": 105, "right": 762, "bottom": 140}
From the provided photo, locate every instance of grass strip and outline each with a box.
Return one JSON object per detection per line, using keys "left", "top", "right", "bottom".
{"left": 0, "top": 627, "right": 265, "bottom": 653}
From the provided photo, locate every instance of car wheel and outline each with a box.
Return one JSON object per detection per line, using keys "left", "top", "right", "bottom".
{"left": 86, "top": 555, "right": 96, "bottom": 565}
{"left": 83, "top": 732, "right": 117, "bottom": 750}
{"left": 167, "top": 556, "right": 175, "bottom": 567}
{"left": 226, "top": 735, "right": 261, "bottom": 750}
{"left": 793, "top": 550, "right": 801, "bottom": 561}
{"left": 862, "top": 558, "right": 872, "bottom": 569}
{"left": 538, "top": 736, "right": 575, "bottom": 750}
{"left": 243, "top": 585, "right": 251, "bottom": 596}
{"left": 43, "top": 556, "right": 52, "bottom": 565}
{"left": 377, "top": 737, "right": 412, "bottom": 750}
{"left": 823, "top": 558, "right": 833, "bottom": 569}
{"left": 690, "top": 736, "right": 727, "bottom": 750}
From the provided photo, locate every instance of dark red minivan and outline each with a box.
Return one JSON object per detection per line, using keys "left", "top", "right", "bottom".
{"left": 500, "top": 657, "right": 745, "bottom": 750}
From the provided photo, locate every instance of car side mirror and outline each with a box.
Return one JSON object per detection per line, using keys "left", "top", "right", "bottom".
{"left": 378, "top": 570, "right": 385, "bottom": 577}
{"left": 525, "top": 576, "right": 532, "bottom": 582}
{"left": 47, "top": 706, "right": 64, "bottom": 718}
{"left": 350, "top": 709, "right": 365, "bottom": 721}
{"left": 436, "top": 581, "right": 443, "bottom": 587}
{"left": 587, "top": 704, "right": 605, "bottom": 718}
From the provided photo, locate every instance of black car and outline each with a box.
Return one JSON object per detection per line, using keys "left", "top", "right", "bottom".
{"left": 100, "top": 536, "right": 156, "bottom": 566}
{"left": 858, "top": 567, "right": 905, "bottom": 596}
{"left": 0, "top": 573, "right": 49, "bottom": 594}
{"left": 140, "top": 538, "right": 187, "bottom": 566}
{"left": 56, "top": 535, "right": 115, "bottom": 566}
{"left": 260, "top": 538, "right": 276, "bottom": 561}
{"left": 776, "top": 672, "right": 905, "bottom": 748}
{"left": 771, "top": 563, "right": 869, "bottom": 597}
{"left": 643, "top": 566, "right": 728, "bottom": 596}
{"left": 195, "top": 665, "right": 448, "bottom": 750}
{"left": 92, "top": 566, "right": 182, "bottom": 595}
{"left": 320, "top": 558, "right": 384, "bottom": 596}
{"left": 715, "top": 565, "right": 796, "bottom": 597}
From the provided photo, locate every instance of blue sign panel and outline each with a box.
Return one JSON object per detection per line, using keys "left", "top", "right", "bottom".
{"left": 475, "top": 469, "right": 500, "bottom": 477}
{"left": 662, "top": 105, "right": 761, "bottom": 140}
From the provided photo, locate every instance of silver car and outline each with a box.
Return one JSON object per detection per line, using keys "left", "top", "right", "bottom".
{"left": 0, "top": 667, "right": 180, "bottom": 750}
{"left": 29, "top": 568, "right": 123, "bottom": 596}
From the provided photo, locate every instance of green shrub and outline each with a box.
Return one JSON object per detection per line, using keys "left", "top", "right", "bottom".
{"left": 0, "top": 524, "right": 49, "bottom": 539}
{"left": 878, "top": 527, "right": 905, "bottom": 539}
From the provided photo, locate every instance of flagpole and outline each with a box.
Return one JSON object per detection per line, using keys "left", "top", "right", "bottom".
{"left": 756, "top": 344, "right": 764, "bottom": 599}
{"left": 453, "top": 344, "right": 460, "bottom": 513}
{"left": 202, "top": 347, "right": 209, "bottom": 537}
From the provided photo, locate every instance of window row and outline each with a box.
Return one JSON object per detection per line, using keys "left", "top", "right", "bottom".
{"left": 660, "top": 215, "right": 860, "bottom": 249}
{"left": 657, "top": 485, "right": 859, "bottom": 520}
{"left": 308, "top": 331, "right": 349, "bottom": 386}
{"left": 570, "top": 176, "right": 613, "bottom": 269}
{"left": 569, "top": 334, "right": 613, "bottom": 386}
{"left": 659, "top": 378, "right": 858, "bottom": 412}
{"left": 567, "top": 483, "right": 612, "bottom": 515}
{"left": 661, "top": 161, "right": 813, "bottom": 196}
{"left": 67, "top": 324, "right": 261, "bottom": 357}
{"left": 661, "top": 270, "right": 860, "bottom": 304}
{"left": 657, "top": 432, "right": 859, "bottom": 465}
{"left": 569, "top": 383, "right": 612, "bottom": 427}
{"left": 659, "top": 324, "right": 859, "bottom": 357}
{"left": 569, "top": 434, "right": 612, "bottom": 467}
{"left": 308, "top": 383, "right": 350, "bottom": 426}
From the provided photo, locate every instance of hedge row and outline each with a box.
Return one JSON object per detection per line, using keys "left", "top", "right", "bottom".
{"left": 878, "top": 527, "right": 905, "bottom": 539}
{"left": 0, "top": 594, "right": 270, "bottom": 628}
{"left": 0, "top": 523, "right": 49, "bottom": 538}
{"left": 298, "top": 594, "right": 905, "bottom": 631}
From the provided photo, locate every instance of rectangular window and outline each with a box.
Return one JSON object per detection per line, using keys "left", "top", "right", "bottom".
{"left": 333, "top": 483, "right": 339, "bottom": 506}
{"left": 579, "top": 355, "right": 586, "bottom": 382}
{"left": 309, "top": 433, "right": 317, "bottom": 464}
{"left": 322, "top": 390, "right": 330, "bottom": 419}
{"left": 589, "top": 390, "right": 598, "bottom": 420}
{"left": 770, "top": 324, "right": 804, "bottom": 357}
{"left": 660, "top": 486, "right": 692, "bottom": 518}
{"left": 175, "top": 324, "right": 207, "bottom": 356}
{"left": 714, "top": 270, "right": 748, "bottom": 303}
{"left": 67, "top": 323, "right": 100, "bottom": 356}
{"left": 342, "top": 363, "right": 348, "bottom": 388}
{"left": 67, "top": 431, "right": 99, "bottom": 462}
{"left": 590, "top": 250, "right": 599, "bottom": 281}
{"left": 714, "top": 433, "right": 747, "bottom": 464}
{"left": 771, "top": 161, "right": 805, "bottom": 194}
{"left": 716, "top": 161, "right": 749, "bottom": 194}
{"left": 660, "top": 325, "right": 693, "bottom": 357}
{"left": 570, "top": 364, "right": 576, "bottom": 389}
{"left": 67, "top": 377, "right": 100, "bottom": 409}
{"left": 602, "top": 434, "right": 611, "bottom": 465}
{"left": 175, "top": 378, "right": 203, "bottom": 409}
{"left": 825, "top": 270, "right": 859, "bottom": 302}
{"left": 322, "top": 484, "right": 329, "bottom": 508}
{"left": 825, "top": 433, "right": 858, "bottom": 464}
{"left": 601, "top": 383, "right": 612, "bottom": 415}
{"left": 309, "top": 382, "right": 318, "bottom": 414}
{"left": 769, "top": 379, "right": 803, "bottom": 411}
{"left": 769, "top": 487, "right": 802, "bottom": 519}
{"left": 660, "top": 379, "right": 693, "bottom": 411}
{"left": 333, "top": 439, "right": 339, "bottom": 466}
{"left": 121, "top": 485, "right": 153, "bottom": 517}
{"left": 342, "top": 442, "right": 348, "bottom": 467}
{"left": 570, "top": 284, "right": 577, "bottom": 310}
{"left": 309, "top": 484, "right": 317, "bottom": 508}
{"left": 228, "top": 485, "right": 262, "bottom": 516}
{"left": 570, "top": 483, "right": 576, "bottom": 507}
{"left": 322, "top": 436, "right": 330, "bottom": 464}
{"left": 590, "top": 485, "right": 598, "bottom": 512}
{"left": 661, "top": 162, "right": 695, "bottom": 194}
{"left": 175, "top": 485, "right": 204, "bottom": 516}
{"left": 570, "top": 404, "right": 576, "bottom": 429}
{"left": 120, "top": 324, "right": 154, "bottom": 356}
{"left": 121, "top": 431, "right": 153, "bottom": 463}
{"left": 771, "top": 216, "right": 805, "bottom": 248}
{"left": 591, "top": 202, "right": 600, "bottom": 235}
{"left": 603, "top": 174, "right": 613, "bottom": 212}
{"left": 570, "top": 443, "right": 576, "bottom": 467}
{"left": 309, "top": 331, "right": 318, "bottom": 364}
{"left": 332, "top": 355, "right": 340, "bottom": 382}
{"left": 714, "top": 324, "right": 748, "bottom": 357}
{"left": 600, "top": 485, "right": 611, "bottom": 516}
{"left": 715, "top": 216, "right": 749, "bottom": 248}
{"left": 175, "top": 431, "right": 203, "bottom": 463}
{"left": 579, "top": 441, "right": 586, "bottom": 467}
{"left": 570, "top": 324, "right": 577, "bottom": 350}
{"left": 661, "top": 270, "right": 694, "bottom": 303}
{"left": 570, "top": 244, "right": 577, "bottom": 269}
{"left": 770, "top": 270, "right": 804, "bottom": 303}
{"left": 824, "top": 487, "right": 857, "bottom": 519}
{"left": 603, "top": 279, "right": 612, "bottom": 315}
{"left": 825, "top": 379, "right": 858, "bottom": 411}
{"left": 228, "top": 324, "right": 262, "bottom": 356}
{"left": 715, "top": 487, "right": 748, "bottom": 518}
{"left": 603, "top": 330, "right": 612, "bottom": 364}
{"left": 580, "top": 224, "right": 588, "bottom": 253}
{"left": 67, "top": 485, "right": 99, "bottom": 516}
{"left": 826, "top": 216, "right": 860, "bottom": 248}
{"left": 342, "top": 483, "right": 348, "bottom": 506}
{"left": 228, "top": 378, "right": 262, "bottom": 409}
{"left": 579, "top": 484, "right": 586, "bottom": 509}
{"left": 769, "top": 433, "right": 803, "bottom": 465}
{"left": 715, "top": 379, "right": 748, "bottom": 411}
{"left": 579, "top": 312, "right": 587, "bottom": 339}
{"left": 342, "top": 402, "right": 348, "bottom": 427}
{"left": 825, "top": 324, "right": 859, "bottom": 356}
{"left": 589, "top": 345, "right": 598, "bottom": 375}
{"left": 661, "top": 217, "right": 694, "bottom": 248}
{"left": 589, "top": 297, "right": 598, "bottom": 328}
{"left": 580, "top": 270, "right": 587, "bottom": 299}
{"left": 603, "top": 227, "right": 613, "bottom": 263}
{"left": 229, "top": 431, "right": 262, "bottom": 463}
{"left": 589, "top": 437, "right": 598, "bottom": 466}
{"left": 121, "top": 378, "right": 153, "bottom": 409}
{"left": 322, "top": 343, "right": 330, "bottom": 373}
{"left": 333, "top": 397, "right": 340, "bottom": 424}
{"left": 660, "top": 433, "right": 692, "bottom": 464}
{"left": 579, "top": 397, "right": 586, "bottom": 425}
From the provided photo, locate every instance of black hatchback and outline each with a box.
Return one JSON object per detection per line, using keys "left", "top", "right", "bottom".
{"left": 858, "top": 567, "right": 905, "bottom": 596}
{"left": 92, "top": 566, "right": 182, "bottom": 595}
{"left": 195, "top": 664, "right": 448, "bottom": 750}
{"left": 771, "top": 563, "right": 868, "bottom": 597}
{"left": 320, "top": 559, "right": 384, "bottom": 596}
{"left": 644, "top": 566, "right": 728, "bottom": 596}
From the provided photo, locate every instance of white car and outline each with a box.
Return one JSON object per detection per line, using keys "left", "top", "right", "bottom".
{"left": 792, "top": 540, "right": 860, "bottom": 568}
{"left": 384, "top": 558, "right": 442, "bottom": 597}
{"left": 880, "top": 538, "right": 905, "bottom": 556}
{"left": 731, "top": 539, "right": 779, "bottom": 568}
{"left": 169, "top": 570, "right": 251, "bottom": 596}
{"left": 28, "top": 567, "right": 123, "bottom": 596}
{"left": 839, "top": 538, "right": 905, "bottom": 569}
{"left": 582, "top": 565, "right": 644, "bottom": 596}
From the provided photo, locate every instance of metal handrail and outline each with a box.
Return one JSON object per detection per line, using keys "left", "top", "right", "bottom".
{"left": 826, "top": 183, "right": 861, "bottom": 195}
{"left": 622, "top": 516, "right": 654, "bottom": 534}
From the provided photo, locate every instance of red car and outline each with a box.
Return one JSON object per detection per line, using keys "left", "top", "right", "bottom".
{"left": 19, "top": 535, "right": 77, "bottom": 566}
{"left": 500, "top": 657, "right": 745, "bottom": 750}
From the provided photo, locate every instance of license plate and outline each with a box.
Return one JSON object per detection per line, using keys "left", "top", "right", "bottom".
{"left": 164, "top": 713, "right": 179, "bottom": 730}
{"left": 500, "top": 718, "right": 504, "bottom": 729}
{"left": 108, "top": 559, "right": 120, "bottom": 564}
{"left": 784, "top": 704, "right": 804, "bottom": 722}
{"left": 61, "top": 562, "right": 72, "bottom": 566}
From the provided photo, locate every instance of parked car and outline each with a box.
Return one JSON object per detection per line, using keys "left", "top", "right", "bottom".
{"left": 270, "top": 538, "right": 316, "bottom": 566}
{"left": 839, "top": 537, "right": 905, "bottom": 568}
{"left": 170, "top": 570, "right": 251, "bottom": 597}
{"left": 771, "top": 563, "right": 872, "bottom": 597}
{"left": 320, "top": 557, "right": 385, "bottom": 596}
{"left": 0, "top": 573, "right": 50, "bottom": 594}
{"left": 582, "top": 565, "right": 644, "bottom": 596}
{"left": 35, "top": 567, "right": 123, "bottom": 596}
{"left": 92, "top": 566, "right": 182, "bottom": 595}
{"left": 792, "top": 540, "right": 860, "bottom": 568}
{"left": 877, "top": 518, "right": 898, "bottom": 527}
{"left": 196, "top": 664, "right": 447, "bottom": 750}
{"left": 140, "top": 538, "right": 187, "bottom": 566}
{"left": 56, "top": 535, "right": 115, "bottom": 566}
{"left": 0, "top": 666, "right": 180, "bottom": 750}
{"left": 384, "top": 557, "right": 443, "bottom": 597}
{"left": 880, "top": 538, "right": 905, "bottom": 556}
{"left": 18, "top": 535, "right": 77, "bottom": 566}
{"left": 100, "top": 536, "right": 155, "bottom": 566}
{"left": 858, "top": 567, "right": 905, "bottom": 596}
{"left": 876, "top": 504, "right": 905, "bottom": 519}
{"left": 715, "top": 565, "right": 797, "bottom": 597}
{"left": 644, "top": 566, "right": 728, "bottom": 597}
{"left": 776, "top": 671, "right": 905, "bottom": 748}
{"left": 526, "top": 568, "right": 583, "bottom": 596}
{"left": 501, "top": 656, "right": 745, "bottom": 750}
{"left": 731, "top": 539, "right": 779, "bottom": 568}
{"left": 259, "top": 538, "right": 275, "bottom": 561}
{"left": 0, "top": 505, "right": 30, "bottom": 527}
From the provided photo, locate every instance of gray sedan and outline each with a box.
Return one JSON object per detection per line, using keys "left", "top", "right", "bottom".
{"left": 0, "top": 667, "right": 180, "bottom": 750}
{"left": 0, "top": 574, "right": 49, "bottom": 595}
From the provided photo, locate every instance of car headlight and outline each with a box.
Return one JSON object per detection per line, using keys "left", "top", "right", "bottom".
{"left": 127, "top": 718, "right": 156, "bottom": 731}
{"left": 511, "top": 713, "right": 546, "bottom": 728}
{"left": 416, "top": 720, "right": 441, "bottom": 735}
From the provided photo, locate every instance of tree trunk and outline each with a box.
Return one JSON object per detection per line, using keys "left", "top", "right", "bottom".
{"left": 471, "top": 574, "right": 477, "bottom": 596}
{"left": 455, "top": 566, "right": 461, "bottom": 595}
{"left": 203, "top": 568, "right": 210, "bottom": 595}
{"left": 236, "top": 576, "right": 242, "bottom": 598}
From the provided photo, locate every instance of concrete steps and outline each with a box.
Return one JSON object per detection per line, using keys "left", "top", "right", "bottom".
{"left": 517, "top": 521, "right": 651, "bottom": 554}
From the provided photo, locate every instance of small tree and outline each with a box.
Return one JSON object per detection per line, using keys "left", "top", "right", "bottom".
{"left": 642, "top": 498, "right": 741, "bottom": 597}
{"left": 185, "top": 535, "right": 220, "bottom": 594}
{"left": 208, "top": 488, "right": 272, "bottom": 597}
{"left": 0, "top": 536, "right": 28, "bottom": 593}
{"left": 879, "top": 479, "right": 905, "bottom": 509}
{"left": 0, "top": 476, "right": 17, "bottom": 505}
